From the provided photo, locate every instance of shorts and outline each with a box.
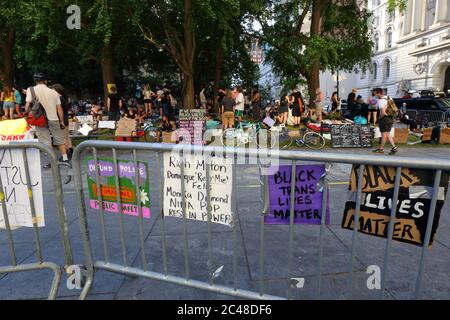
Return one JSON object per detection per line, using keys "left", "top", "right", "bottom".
{"left": 368, "top": 109, "right": 378, "bottom": 113}
{"left": 235, "top": 110, "right": 244, "bottom": 117}
{"left": 2, "top": 102, "right": 15, "bottom": 110}
{"left": 144, "top": 99, "right": 152, "bottom": 104}
{"left": 292, "top": 106, "right": 302, "bottom": 117}
{"left": 35, "top": 120, "right": 66, "bottom": 146}
{"left": 222, "top": 111, "right": 235, "bottom": 127}
{"left": 379, "top": 116, "right": 394, "bottom": 133}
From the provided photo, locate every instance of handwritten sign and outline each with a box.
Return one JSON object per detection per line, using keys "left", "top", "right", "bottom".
{"left": 178, "top": 109, "right": 206, "bottom": 145}
{"left": 265, "top": 165, "right": 330, "bottom": 225}
{"left": 0, "top": 146, "right": 44, "bottom": 229}
{"left": 86, "top": 157, "right": 151, "bottom": 219}
{"left": 341, "top": 165, "right": 449, "bottom": 246}
{"left": 163, "top": 153, "right": 233, "bottom": 226}
{"left": 331, "top": 124, "right": 372, "bottom": 148}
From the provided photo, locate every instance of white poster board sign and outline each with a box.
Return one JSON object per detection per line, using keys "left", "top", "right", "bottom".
{"left": 163, "top": 153, "right": 233, "bottom": 226}
{"left": 0, "top": 144, "right": 44, "bottom": 229}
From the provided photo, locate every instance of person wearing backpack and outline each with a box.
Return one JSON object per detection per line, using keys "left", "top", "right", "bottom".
{"left": 25, "top": 72, "right": 69, "bottom": 166}
{"left": 372, "top": 88, "right": 398, "bottom": 155}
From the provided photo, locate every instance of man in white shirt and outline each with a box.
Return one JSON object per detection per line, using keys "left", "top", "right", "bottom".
{"left": 234, "top": 86, "right": 245, "bottom": 122}
{"left": 372, "top": 88, "right": 398, "bottom": 155}
{"left": 25, "top": 73, "right": 69, "bottom": 165}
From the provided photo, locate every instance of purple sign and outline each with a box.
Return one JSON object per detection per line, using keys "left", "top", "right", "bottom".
{"left": 265, "top": 164, "right": 330, "bottom": 225}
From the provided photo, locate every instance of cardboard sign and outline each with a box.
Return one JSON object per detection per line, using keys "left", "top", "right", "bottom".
{"left": 0, "top": 144, "right": 44, "bottom": 230}
{"left": 86, "top": 157, "right": 151, "bottom": 219}
{"left": 265, "top": 165, "right": 330, "bottom": 225}
{"left": 178, "top": 109, "right": 206, "bottom": 145}
{"left": 342, "top": 165, "right": 449, "bottom": 246}
{"left": 331, "top": 124, "right": 372, "bottom": 148}
{"left": 163, "top": 153, "right": 233, "bottom": 226}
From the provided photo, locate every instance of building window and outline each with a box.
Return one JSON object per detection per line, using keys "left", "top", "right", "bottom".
{"left": 374, "top": 34, "right": 379, "bottom": 51}
{"left": 383, "top": 59, "right": 391, "bottom": 79}
{"left": 372, "top": 62, "right": 378, "bottom": 80}
{"left": 386, "top": 29, "right": 393, "bottom": 49}
{"left": 386, "top": 9, "right": 395, "bottom": 23}
{"left": 425, "top": 0, "right": 436, "bottom": 29}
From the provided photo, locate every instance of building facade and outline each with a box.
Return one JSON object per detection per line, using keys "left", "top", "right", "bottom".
{"left": 355, "top": 0, "right": 450, "bottom": 99}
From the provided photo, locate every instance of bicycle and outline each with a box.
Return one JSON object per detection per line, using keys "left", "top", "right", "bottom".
{"left": 278, "top": 127, "right": 326, "bottom": 150}
{"left": 220, "top": 122, "right": 278, "bottom": 149}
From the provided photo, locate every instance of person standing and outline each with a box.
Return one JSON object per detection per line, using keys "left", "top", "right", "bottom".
{"left": 25, "top": 72, "right": 69, "bottom": 165}
{"left": 314, "top": 88, "right": 325, "bottom": 122}
{"left": 107, "top": 86, "right": 122, "bottom": 121}
{"left": 234, "top": 86, "right": 245, "bottom": 123}
{"left": 277, "top": 94, "right": 290, "bottom": 126}
{"left": 13, "top": 87, "right": 23, "bottom": 117}
{"left": 51, "top": 84, "right": 73, "bottom": 159}
{"left": 289, "top": 87, "right": 304, "bottom": 127}
{"left": 372, "top": 88, "right": 398, "bottom": 155}
{"left": 1, "top": 86, "right": 15, "bottom": 119}
{"left": 251, "top": 87, "right": 262, "bottom": 121}
{"left": 330, "top": 91, "right": 341, "bottom": 113}
{"left": 199, "top": 87, "right": 207, "bottom": 110}
{"left": 367, "top": 90, "right": 379, "bottom": 126}
{"left": 142, "top": 84, "right": 153, "bottom": 115}
{"left": 221, "top": 89, "right": 236, "bottom": 129}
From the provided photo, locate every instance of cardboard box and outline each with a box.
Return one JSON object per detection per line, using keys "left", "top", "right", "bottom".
{"left": 394, "top": 128, "right": 409, "bottom": 144}
{"left": 440, "top": 128, "right": 450, "bottom": 144}
{"left": 162, "top": 131, "right": 177, "bottom": 143}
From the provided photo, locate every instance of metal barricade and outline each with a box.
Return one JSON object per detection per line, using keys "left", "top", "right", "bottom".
{"left": 72, "top": 140, "right": 450, "bottom": 300}
{"left": 0, "top": 142, "right": 73, "bottom": 300}
{"left": 417, "top": 110, "right": 448, "bottom": 125}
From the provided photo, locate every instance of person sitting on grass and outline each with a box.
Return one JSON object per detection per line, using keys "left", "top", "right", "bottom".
{"left": 136, "top": 106, "right": 148, "bottom": 125}
{"left": 155, "top": 115, "right": 174, "bottom": 142}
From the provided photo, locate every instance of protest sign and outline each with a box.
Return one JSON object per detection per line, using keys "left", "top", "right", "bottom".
{"left": 341, "top": 165, "right": 449, "bottom": 246}
{"left": 178, "top": 109, "right": 206, "bottom": 145}
{"left": 0, "top": 118, "right": 34, "bottom": 142}
{"left": 265, "top": 164, "right": 330, "bottom": 225}
{"left": 163, "top": 153, "right": 233, "bottom": 226}
{"left": 0, "top": 144, "right": 44, "bottom": 229}
{"left": 86, "top": 157, "right": 151, "bottom": 219}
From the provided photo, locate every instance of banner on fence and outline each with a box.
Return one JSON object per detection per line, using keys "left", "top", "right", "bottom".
{"left": 265, "top": 164, "right": 330, "bottom": 225}
{"left": 86, "top": 157, "right": 151, "bottom": 219}
{"left": 341, "top": 165, "right": 449, "bottom": 246}
{"left": 0, "top": 144, "right": 44, "bottom": 229}
{"left": 163, "top": 153, "right": 233, "bottom": 226}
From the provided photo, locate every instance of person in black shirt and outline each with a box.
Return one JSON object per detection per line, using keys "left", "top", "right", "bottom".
{"left": 107, "top": 87, "right": 122, "bottom": 121}
{"left": 289, "top": 88, "right": 304, "bottom": 127}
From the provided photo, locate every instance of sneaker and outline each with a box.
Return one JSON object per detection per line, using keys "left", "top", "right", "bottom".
{"left": 43, "top": 163, "right": 51, "bottom": 169}
{"left": 372, "top": 148, "right": 385, "bottom": 154}
{"left": 389, "top": 146, "right": 399, "bottom": 155}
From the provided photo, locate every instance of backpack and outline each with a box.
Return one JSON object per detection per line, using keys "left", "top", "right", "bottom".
{"left": 385, "top": 96, "right": 399, "bottom": 117}
{"left": 26, "top": 87, "right": 47, "bottom": 127}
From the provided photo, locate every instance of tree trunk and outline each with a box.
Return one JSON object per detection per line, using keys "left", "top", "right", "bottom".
{"left": 181, "top": 0, "right": 195, "bottom": 109}
{"left": 183, "top": 73, "right": 195, "bottom": 110}
{"left": 0, "top": 27, "right": 15, "bottom": 89}
{"left": 101, "top": 45, "right": 115, "bottom": 101}
{"left": 213, "top": 45, "right": 224, "bottom": 113}
{"left": 308, "top": 0, "right": 325, "bottom": 106}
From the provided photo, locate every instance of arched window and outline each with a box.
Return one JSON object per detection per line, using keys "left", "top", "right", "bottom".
{"left": 386, "top": 28, "right": 393, "bottom": 49}
{"left": 372, "top": 62, "right": 378, "bottom": 80}
{"left": 383, "top": 59, "right": 391, "bottom": 79}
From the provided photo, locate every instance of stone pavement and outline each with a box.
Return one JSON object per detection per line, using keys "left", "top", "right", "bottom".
{"left": 0, "top": 146, "right": 449, "bottom": 300}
